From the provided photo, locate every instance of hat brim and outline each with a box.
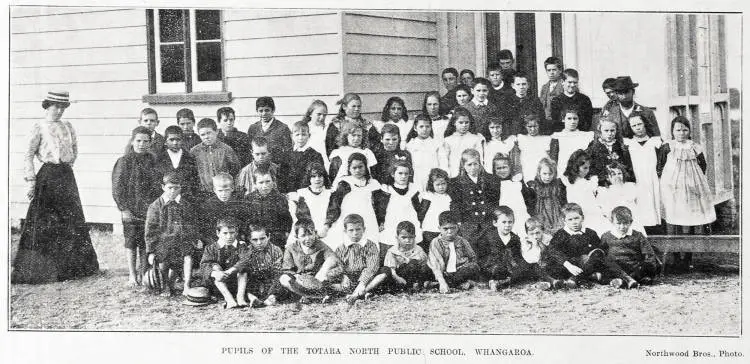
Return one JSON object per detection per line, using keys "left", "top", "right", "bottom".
{"left": 42, "top": 100, "right": 70, "bottom": 109}
{"left": 181, "top": 300, "right": 213, "bottom": 307}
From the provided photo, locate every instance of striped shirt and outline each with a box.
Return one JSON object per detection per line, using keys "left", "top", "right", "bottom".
{"left": 335, "top": 239, "right": 380, "bottom": 284}
{"left": 243, "top": 243, "right": 283, "bottom": 275}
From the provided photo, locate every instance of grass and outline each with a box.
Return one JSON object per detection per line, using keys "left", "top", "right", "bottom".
{"left": 9, "top": 230, "right": 741, "bottom": 335}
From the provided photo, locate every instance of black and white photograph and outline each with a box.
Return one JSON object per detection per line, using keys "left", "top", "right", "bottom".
{"left": 4, "top": 1, "right": 747, "bottom": 363}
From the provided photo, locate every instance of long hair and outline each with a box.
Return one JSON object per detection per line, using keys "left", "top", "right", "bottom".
{"left": 406, "top": 113, "right": 433, "bottom": 143}
{"left": 336, "top": 119, "right": 367, "bottom": 148}
{"left": 421, "top": 91, "right": 446, "bottom": 119}
{"left": 426, "top": 168, "right": 449, "bottom": 193}
{"left": 563, "top": 149, "right": 592, "bottom": 184}
{"left": 535, "top": 157, "right": 558, "bottom": 182}
{"left": 381, "top": 97, "right": 409, "bottom": 122}
{"left": 301, "top": 161, "right": 330, "bottom": 189}
{"left": 302, "top": 99, "right": 328, "bottom": 125}
{"left": 335, "top": 93, "right": 362, "bottom": 120}
{"left": 457, "top": 148, "right": 482, "bottom": 178}
{"left": 444, "top": 107, "right": 477, "bottom": 137}
{"left": 669, "top": 115, "right": 692, "bottom": 140}
{"left": 346, "top": 152, "right": 371, "bottom": 181}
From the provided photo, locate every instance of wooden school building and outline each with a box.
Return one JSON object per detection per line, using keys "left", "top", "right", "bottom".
{"left": 9, "top": 8, "right": 737, "bottom": 231}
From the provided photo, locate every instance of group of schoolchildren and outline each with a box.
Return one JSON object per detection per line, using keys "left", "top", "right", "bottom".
{"left": 111, "top": 49, "right": 717, "bottom": 309}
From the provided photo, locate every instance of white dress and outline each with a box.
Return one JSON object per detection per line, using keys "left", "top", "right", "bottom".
{"left": 326, "top": 176, "right": 381, "bottom": 248}
{"left": 420, "top": 192, "right": 452, "bottom": 233}
{"left": 431, "top": 116, "right": 450, "bottom": 144}
{"left": 659, "top": 140, "right": 716, "bottom": 226}
{"left": 565, "top": 176, "right": 607, "bottom": 235}
{"left": 406, "top": 137, "right": 447, "bottom": 190}
{"left": 329, "top": 146, "right": 378, "bottom": 183}
{"left": 624, "top": 136, "right": 663, "bottom": 226}
{"left": 596, "top": 182, "right": 645, "bottom": 235}
{"left": 497, "top": 179, "right": 531, "bottom": 237}
{"left": 441, "top": 132, "right": 485, "bottom": 177}
{"left": 516, "top": 134, "right": 552, "bottom": 183}
{"left": 309, "top": 122, "right": 329, "bottom": 169}
{"left": 484, "top": 136, "right": 517, "bottom": 173}
{"left": 551, "top": 130, "right": 594, "bottom": 178}
{"left": 287, "top": 187, "right": 332, "bottom": 244}
{"left": 380, "top": 184, "right": 423, "bottom": 246}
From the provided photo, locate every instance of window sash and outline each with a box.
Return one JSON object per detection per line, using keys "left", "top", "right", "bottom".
{"left": 152, "top": 9, "right": 223, "bottom": 94}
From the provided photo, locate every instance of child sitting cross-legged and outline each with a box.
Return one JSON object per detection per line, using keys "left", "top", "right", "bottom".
{"left": 332, "top": 214, "right": 382, "bottom": 305}
{"left": 428, "top": 211, "right": 480, "bottom": 294}
{"left": 279, "top": 219, "right": 343, "bottom": 304}
{"left": 199, "top": 217, "right": 251, "bottom": 309}
{"left": 601, "top": 206, "right": 660, "bottom": 286}
{"left": 243, "top": 225, "right": 284, "bottom": 307}
{"left": 145, "top": 172, "right": 199, "bottom": 296}
{"left": 368, "top": 221, "right": 432, "bottom": 292}
{"left": 540, "top": 203, "right": 638, "bottom": 289}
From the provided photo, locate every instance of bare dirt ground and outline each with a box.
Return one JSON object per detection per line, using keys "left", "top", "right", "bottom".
{"left": 9, "top": 230, "right": 740, "bottom": 335}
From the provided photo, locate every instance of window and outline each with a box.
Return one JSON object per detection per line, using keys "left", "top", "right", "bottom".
{"left": 144, "top": 9, "right": 231, "bottom": 104}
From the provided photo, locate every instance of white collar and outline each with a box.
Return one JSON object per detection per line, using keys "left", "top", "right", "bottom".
{"left": 498, "top": 232, "right": 513, "bottom": 245}
{"left": 293, "top": 144, "right": 310, "bottom": 152}
{"left": 161, "top": 194, "right": 182, "bottom": 204}
{"left": 493, "top": 82, "right": 503, "bottom": 90}
{"left": 564, "top": 226, "right": 584, "bottom": 235}
{"left": 473, "top": 98, "right": 488, "bottom": 106}
{"left": 217, "top": 239, "right": 239, "bottom": 249}
{"left": 167, "top": 148, "right": 182, "bottom": 156}
{"left": 611, "top": 228, "right": 634, "bottom": 239}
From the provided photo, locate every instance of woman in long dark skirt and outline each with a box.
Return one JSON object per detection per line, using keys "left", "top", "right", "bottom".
{"left": 12, "top": 91, "right": 99, "bottom": 284}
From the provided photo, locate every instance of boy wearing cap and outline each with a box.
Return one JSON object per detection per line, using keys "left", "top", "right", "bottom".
{"left": 597, "top": 76, "right": 661, "bottom": 138}
{"left": 550, "top": 68, "right": 594, "bottom": 133}
{"left": 247, "top": 97, "right": 292, "bottom": 165}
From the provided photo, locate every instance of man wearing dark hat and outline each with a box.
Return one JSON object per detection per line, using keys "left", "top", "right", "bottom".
{"left": 596, "top": 76, "right": 661, "bottom": 138}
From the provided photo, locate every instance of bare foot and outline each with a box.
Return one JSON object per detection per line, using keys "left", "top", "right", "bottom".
{"left": 127, "top": 278, "right": 139, "bottom": 288}
{"left": 224, "top": 301, "right": 239, "bottom": 309}
{"left": 160, "top": 290, "right": 172, "bottom": 298}
{"left": 236, "top": 298, "right": 249, "bottom": 307}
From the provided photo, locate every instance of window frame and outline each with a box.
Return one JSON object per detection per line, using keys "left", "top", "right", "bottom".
{"left": 143, "top": 9, "right": 231, "bottom": 104}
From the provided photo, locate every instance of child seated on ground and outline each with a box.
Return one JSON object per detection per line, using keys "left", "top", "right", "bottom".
{"left": 145, "top": 172, "right": 199, "bottom": 296}
{"left": 541, "top": 203, "right": 638, "bottom": 289}
{"left": 333, "top": 214, "right": 382, "bottom": 304}
{"left": 280, "top": 220, "right": 343, "bottom": 303}
{"left": 476, "top": 209, "right": 554, "bottom": 290}
{"left": 369, "top": 221, "right": 432, "bottom": 292}
{"left": 243, "top": 225, "right": 284, "bottom": 307}
{"left": 236, "top": 137, "right": 280, "bottom": 197}
{"left": 600, "top": 206, "right": 660, "bottom": 285}
{"left": 428, "top": 211, "right": 480, "bottom": 294}
{"left": 246, "top": 166, "right": 292, "bottom": 249}
{"left": 199, "top": 218, "right": 250, "bottom": 309}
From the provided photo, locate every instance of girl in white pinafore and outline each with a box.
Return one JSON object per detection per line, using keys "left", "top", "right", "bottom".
{"left": 517, "top": 115, "right": 555, "bottom": 183}
{"left": 406, "top": 115, "right": 448, "bottom": 191}
{"left": 287, "top": 162, "right": 332, "bottom": 244}
{"left": 624, "top": 114, "right": 663, "bottom": 227}
{"left": 417, "top": 168, "right": 452, "bottom": 251}
{"left": 379, "top": 162, "right": 423, "bottom": 246}
{"left": 563, "top": 150, "right": 607, "bottom": 235}
{"left": 596, "top": 162, "right": 645, "bottom": 234}
{"left": 491, "top": 153, "right": 533, "bottom": 238}
{"left": 550, "top": 108, "right": 594, "bottom": 178}
{"left": 322, "top": 153, "right": 380, "bottom": 249}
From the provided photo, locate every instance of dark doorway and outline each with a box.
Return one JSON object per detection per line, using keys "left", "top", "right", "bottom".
{"left": 515, "top": 13, "right": 538, "bottom": 97}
